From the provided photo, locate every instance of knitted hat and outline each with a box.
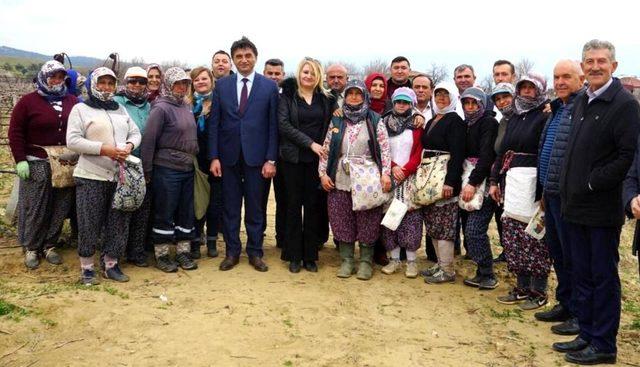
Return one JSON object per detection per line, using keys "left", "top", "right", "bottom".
{"left": 392, "top": 87, "right": 417, "bottom": 105}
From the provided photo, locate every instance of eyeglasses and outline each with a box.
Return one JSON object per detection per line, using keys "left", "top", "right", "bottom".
{"left": 127, "top": 78, "right": 148, "bottom": 85}
{"left": 434, "top": 90, "right": 449, "bottom": 97}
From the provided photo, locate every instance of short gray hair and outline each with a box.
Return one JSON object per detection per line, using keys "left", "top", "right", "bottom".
{"left": 582, "top": 39, "right": 616, "bottom": 62}
{"left": 454, "top": 64, "right": 475, "bottom": 77}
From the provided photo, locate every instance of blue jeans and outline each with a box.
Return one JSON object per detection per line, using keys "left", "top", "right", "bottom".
{"left": 151, "top": 165, "right": 195, "bottom": 244}
{"left": 544, "top": 193, "right": 575, "bottom": 316}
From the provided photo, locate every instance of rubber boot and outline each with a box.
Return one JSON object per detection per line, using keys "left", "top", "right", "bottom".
{"left": 337, "top": 242, "right": 356, "bottom": 278}
{"left": 356, "top": 242, "right": 374, "bottom": 280}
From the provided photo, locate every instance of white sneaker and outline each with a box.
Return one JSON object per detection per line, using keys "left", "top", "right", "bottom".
{"left": 381, "top": 259, "right": 401, "bottom": 275}
{"left": 405, "top": 261, "right": 418, "bottom": 278}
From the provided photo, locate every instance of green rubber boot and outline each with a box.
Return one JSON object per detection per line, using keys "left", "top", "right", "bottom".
{"left": 337, "top": 242, "right": 356, "bottom": 278}
{"left": 356, "top": 243, "right": 374, "bottom": 280}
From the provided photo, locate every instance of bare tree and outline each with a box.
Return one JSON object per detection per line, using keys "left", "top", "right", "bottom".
{"left": 362, "top": 59, "right": 389, "bottom": 78}
{"left": 515, "top": 58, "right": 535, "bottom": 79}
{"left": 424, "top": 63, "right": 449, "bottom": 86}
{"left": 478, "top": 75, "right": 494, "bottom": 94}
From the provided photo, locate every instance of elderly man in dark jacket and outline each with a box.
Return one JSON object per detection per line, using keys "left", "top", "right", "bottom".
{"left": 534, "top": 60, "right": 585, "bottom": 335}
{"left": 556, "top": 40, "right": 640, "bottom": 365}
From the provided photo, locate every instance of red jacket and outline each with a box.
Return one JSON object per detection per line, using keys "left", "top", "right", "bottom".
{"left": 8, "top": 91, "right": 78, "bottom": 162}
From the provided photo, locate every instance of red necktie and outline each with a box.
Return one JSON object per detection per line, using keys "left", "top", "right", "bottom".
{"left": 239, "top": 78, "right": 248, "bottom": 115}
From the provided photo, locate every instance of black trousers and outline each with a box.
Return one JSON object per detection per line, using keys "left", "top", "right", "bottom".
{"left": 280, "top": 161, "right": 322, "bottom": 262}
{"left": 565, "top": 221, "right": 621, "bottom": 354}
{"left": 262, "top": 164, "right": 287, "bottom": 248}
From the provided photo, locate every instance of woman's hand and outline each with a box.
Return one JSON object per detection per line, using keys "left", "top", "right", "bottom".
{"left": 461, "top": 184, "right": 476, "bottom": 202}
{"left": 413, "top": 114, "right": 425, "bottom": 128}
{"left": 381, "top": 174, "right": 392, "bottom": 193}
{"left": 333, "top": 108, "right": 343, "bottom": 117}
{"left": 392, "top": 166, "right": 405, "bottom": 182}
{"left": 489, "top": 184, "right": 502, "bottom": 203}
{"left": 632, "top": 195, "right": 640, "bottom": 219}
{"left": 320, "top": 175, "right": 335, "bottom": 192}
{"left": 310, "top": 142, "right": 328, "bottom": 160}
{"left": 442, "top": 184, "right": 453, "bottom": 199}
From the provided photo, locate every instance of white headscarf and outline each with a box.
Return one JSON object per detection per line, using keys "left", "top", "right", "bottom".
{"left": 431, "top": 82, "right": 459, "bottom": 115}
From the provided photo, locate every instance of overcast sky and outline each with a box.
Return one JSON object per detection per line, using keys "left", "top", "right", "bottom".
{"left": 2, "top": 0, "right": 639, "bottom": 82}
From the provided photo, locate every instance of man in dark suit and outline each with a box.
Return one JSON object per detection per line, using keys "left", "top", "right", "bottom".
{"left": 555, "top": 39, "right": 640, "bottom": 365}
{"left": 209, "top": 37, "right": 279, "bottom": 272}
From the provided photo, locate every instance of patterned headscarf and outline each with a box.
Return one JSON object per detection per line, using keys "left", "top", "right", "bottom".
{"left": 84, "top": 67, "right": 119, "bottom": 111}
{"left": 431, "top": 82, "right": 459, "bottom": 115}
{"left": 342, "top": 79, "right": 370, "bottom": 124}
{"left": 161, "top": 67, "right": 191, "bottom": 105}
{"left": 514, "top": 73, "right": 547, "bottom": 115}
{"left": 35, "top": 60, "right": 68, "bottom": 101}
{"left": 491, "top": 82, "right": 515, "bottom": 117}
{"left": 460, "top": 87, "right": 487, "bottom": 126}
{"left": 146, "top": 64, "right": 163, "bottom": 102}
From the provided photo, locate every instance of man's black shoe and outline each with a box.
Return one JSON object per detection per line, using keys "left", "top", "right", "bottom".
{"left": 552, "top": 337, "right": 589, "bottom": 353}
{"left": 535, "top": 304, "right": 571, "bottom": 322}
{"left": 303, "top": 261, "right": 318, "bottom": 273}
{"left": 289, "top": 261, "right": 301, "bottom": 273}
{"left": 551, "top": 317, "right": 580, "bottom": 336}
{"left": 565, "top": 345, "right": 616, "bottom": 365}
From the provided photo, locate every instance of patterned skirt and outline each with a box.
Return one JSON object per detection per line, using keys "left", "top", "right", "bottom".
{"left": 382, "top": 210, "right": 423, "bottom": 251}
{"left": 327, "top": 189, "right": 382, "bottom": 244}
{"left": 501, "top": 216, "right": 551, "bottom": 277}
{"left": 423, "top": 201, "right": 458, "bottom": 241}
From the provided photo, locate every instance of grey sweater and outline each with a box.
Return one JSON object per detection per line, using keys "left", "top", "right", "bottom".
{"left": 141, "top": 96, "right": 198, "bottom": 176}
{"left": 66, "top": 103, "right": 141, "bottom": 181}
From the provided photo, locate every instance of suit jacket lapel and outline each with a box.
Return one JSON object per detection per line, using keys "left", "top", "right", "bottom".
{"left": 231, "top": 74, "right": 239, "bottom": 113}
{"left": 246, "top": 73, "right": 261, "bottom": 108}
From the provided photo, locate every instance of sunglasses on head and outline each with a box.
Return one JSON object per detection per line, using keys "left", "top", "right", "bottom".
{"left": 127, "top": 78, "right": 148, "bottom": 85}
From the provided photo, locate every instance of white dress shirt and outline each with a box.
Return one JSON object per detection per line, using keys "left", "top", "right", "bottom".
{"left": 587, "top": 77, "right": 613, "bottom": 104}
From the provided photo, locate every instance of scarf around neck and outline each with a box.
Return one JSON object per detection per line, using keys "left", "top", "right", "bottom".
{"left": 384, "top": 110, "right": 414, "bottom": 137}
{"left": 84, "top": 67, "right": 120, "bottom": 111}
{"left": 193, "top": 91, "right": 212, "bottom": 132}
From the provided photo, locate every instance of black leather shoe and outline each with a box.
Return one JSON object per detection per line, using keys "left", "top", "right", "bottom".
{"left": 551, "top": 317, "right": 580, "bottom": 336}
{"left": 189, "top": 241, "right": 201, "bottom": 259}
{"left": 248, "top": 256, "right": 268, "bottom": 272}
{"left": 535, "top": 304, "right": 571, "bottom": 322}
{"left": 303, "top": 261, "right": 318, "bottom": 273}
{"left": 565, "top": 345, "right": 616, "bottom": 365}
{"left": 552, "top": 337, "right": 589, "bottom": 353}
{"left": 219, "top": 256, "right": 239, "bottom": 271}
{"left": 289, "top": 261, "right": 301, "bottom": 273}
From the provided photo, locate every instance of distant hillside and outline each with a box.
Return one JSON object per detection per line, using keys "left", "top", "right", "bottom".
{"left": 0, "top": 46, "right": 102, "bottom": 68}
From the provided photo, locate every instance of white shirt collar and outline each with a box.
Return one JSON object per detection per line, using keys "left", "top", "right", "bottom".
{"left": 587, "top": 77, "right": 613, "bottom": 103}
{"left": 237, "top": 71, "right": 256, "bottom": 84}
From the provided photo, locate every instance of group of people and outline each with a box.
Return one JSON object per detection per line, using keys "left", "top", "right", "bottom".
{"left": 8, "top": 37, "right": 639, "bottom": 365}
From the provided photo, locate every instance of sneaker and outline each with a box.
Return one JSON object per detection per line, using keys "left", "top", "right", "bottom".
{"left": 24, "top": 250, "right": 39, "bottom": 269}
{"left": 478, "top": 275, "right": 499, "bottom": 290}
{"left": 189, "top": 241, "right": 201, "bottom": 259}
{"left": 44, "top": 247, "right": 63, "bottom": 265}
{"left": 420, "top": 264, "right": 441, "bottom": 278}
{"left": 381, "top": 259, "right": 401, "bottom": 275}
{"left": 463, "top": 272, "right": 483, "bottom": 288}
{"left": 155, "top": 255, "right": 178, "bottom": 273}
{"left": 103, "top": 264, "right": 130, "bottom": 282}
{"left": 405, "top": 261, "right": 419, "bottom": 278}
{"left": 496, "top": 288, "right": 529, "bottom": 305}
{"left": 519, "top": 291, "right": 548, "bottom": 310}
{"left": 424, "top": 269, "right": 456, "bottom": 284}
{"left": 176, "top": 253, "right": 198, "bottom": 270}
{"left": 79, "top": 269, "right": 100, "bottom": 286}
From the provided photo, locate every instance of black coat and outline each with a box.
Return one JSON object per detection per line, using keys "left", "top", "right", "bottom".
{"left": 277, "top": 78, "right": 336, "bottom": 164}
{"left": 560, "top": 78, "right": 640, "bottom": 227}
{"left": 491, "top": 103, "right": 549, "bottom": 201}
{"left": 466, "top": 110, "right": 498, "bottom": 186}
{"left": 537, "top": 89, "right": 583, "bottom": 196}
{"left": 421, "top": 112, "right": 466, "bottom": 196}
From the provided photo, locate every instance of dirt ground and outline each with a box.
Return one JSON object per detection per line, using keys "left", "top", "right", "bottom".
{"left": 1, "top": 192, "right": 639, "bottom": 367}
